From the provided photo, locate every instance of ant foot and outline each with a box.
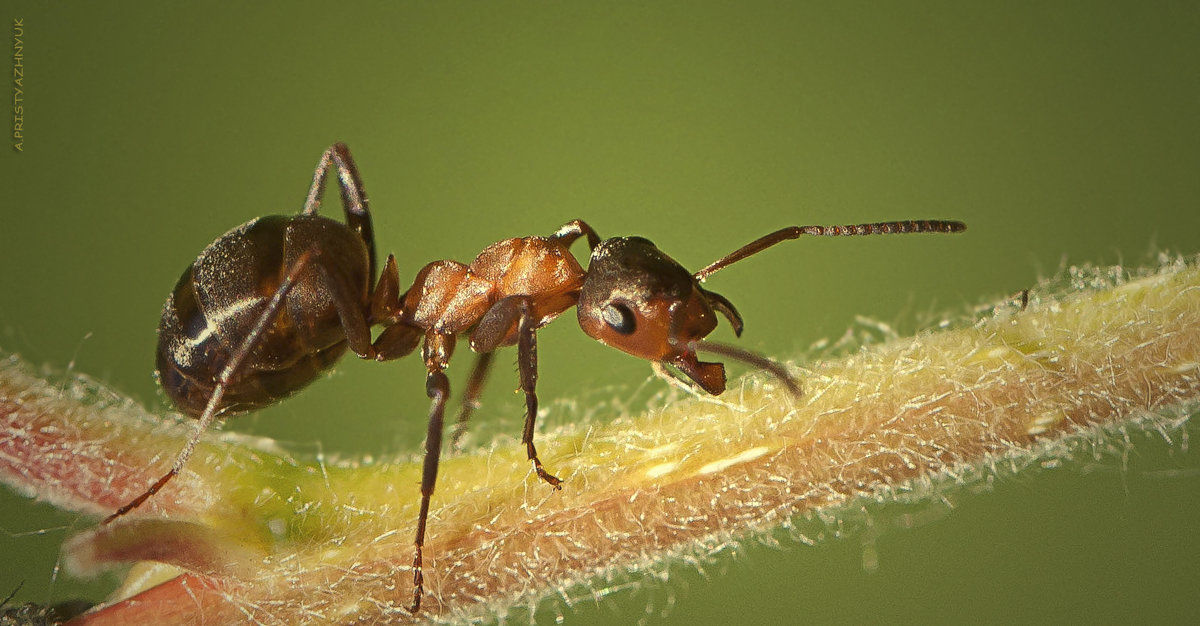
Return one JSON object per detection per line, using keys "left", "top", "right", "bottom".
{"left": 533, "top": 460, "right": 563, "bottom": 490}
{"left": 409, "top": 547, "right": 424, "bottom": 613}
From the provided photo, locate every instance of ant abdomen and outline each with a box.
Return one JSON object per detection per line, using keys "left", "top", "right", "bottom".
{"left": 155, "top": 214, "right": 371, "bottom": 417}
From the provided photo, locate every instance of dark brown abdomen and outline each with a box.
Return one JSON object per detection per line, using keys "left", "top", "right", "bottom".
{"left": 155, "top": 215, "right": 369, "bottom": 417}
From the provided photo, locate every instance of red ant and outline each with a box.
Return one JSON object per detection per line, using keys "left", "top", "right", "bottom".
{"left": 105, "top": 143, "right": 966, "bottom": 612}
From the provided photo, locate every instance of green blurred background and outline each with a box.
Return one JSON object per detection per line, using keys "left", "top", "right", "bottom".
{"left": 1, "top": 2, "right": 1198, "bottom": 623}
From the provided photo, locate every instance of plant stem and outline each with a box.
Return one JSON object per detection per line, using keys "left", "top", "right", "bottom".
{"left": 1, "top": 256, "right": 1197, "bottom": 624}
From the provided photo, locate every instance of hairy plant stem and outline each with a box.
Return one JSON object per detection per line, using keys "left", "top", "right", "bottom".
{"left": 1, "top": 255, "right": 1197, "bottom": 624}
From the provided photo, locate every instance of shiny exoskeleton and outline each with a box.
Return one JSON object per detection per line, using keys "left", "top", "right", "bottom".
{"left": 106, "top": 143, "right": 966, "bottom": 613}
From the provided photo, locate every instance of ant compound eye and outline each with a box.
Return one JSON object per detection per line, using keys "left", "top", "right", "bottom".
{"left": 601, "top": 302, "right": 637, "bottom": 335}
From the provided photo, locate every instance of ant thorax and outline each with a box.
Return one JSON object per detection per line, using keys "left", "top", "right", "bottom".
{"left": 399, "top": 236, "right": 586, "bottom": 336}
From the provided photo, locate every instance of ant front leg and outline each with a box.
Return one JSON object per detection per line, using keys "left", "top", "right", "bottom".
{"left": 410, "top": 332, "right": 455, "bottom": 614}
{"left": 470, "top": 295, "right": 563, "bottom": 488}
{"left": 450, "top": 220, "right": 600, "bottom": 446}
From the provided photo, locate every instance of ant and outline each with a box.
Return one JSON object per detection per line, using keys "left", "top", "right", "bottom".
{"left": 104, "top": 143, "right": 966, "bottom": 613}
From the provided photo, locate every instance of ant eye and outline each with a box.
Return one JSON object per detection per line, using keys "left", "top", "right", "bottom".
{"left": 601, "top": 302, "right": 637, "bottom": 335}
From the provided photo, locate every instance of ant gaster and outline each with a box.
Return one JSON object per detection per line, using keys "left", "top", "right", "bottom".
{"left": 104, "top": 143, "right": 966, "bottom": 613}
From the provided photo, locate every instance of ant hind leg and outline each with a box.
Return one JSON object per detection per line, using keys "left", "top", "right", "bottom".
{"left": 301, "top": 143, "right": 377, "bottom": 279}
{"left": 105, "top": 250, "right": 320, "bottom": 524}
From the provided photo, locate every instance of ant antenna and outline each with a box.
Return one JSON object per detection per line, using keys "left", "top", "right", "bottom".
{"left": 694, "top": 220, "right": 966, "bottom": 282}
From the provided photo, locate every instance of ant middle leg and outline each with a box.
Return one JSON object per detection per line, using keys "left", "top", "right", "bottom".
{"left": 450, "top": 351, "right": 496, "bottom": 447}
{"left": 470, "top": 295, "right": 562, "bottom": 488}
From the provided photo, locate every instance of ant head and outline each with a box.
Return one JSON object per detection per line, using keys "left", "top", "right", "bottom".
{"left": 577, "top": 237, "right": 743, "bottom": 394}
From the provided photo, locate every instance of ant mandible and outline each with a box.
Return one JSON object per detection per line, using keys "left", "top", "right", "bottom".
{"left": 104, "top": 143, "right": 966, "bottom": 613}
